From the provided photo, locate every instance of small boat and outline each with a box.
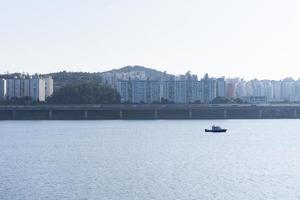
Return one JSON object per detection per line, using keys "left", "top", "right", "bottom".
{"left": 205, "top": 125, "right": 227, "bottom": 133}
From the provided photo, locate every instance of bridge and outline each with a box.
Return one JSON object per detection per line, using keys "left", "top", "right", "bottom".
{"left": 1, "top": 104, "right": 300, "bottom": 120}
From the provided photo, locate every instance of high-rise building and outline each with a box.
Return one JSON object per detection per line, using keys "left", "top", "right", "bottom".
{"left": 216, "top": 78, "right": 226, "bottom": 97}
{"left": 14, "top": 79, "right": 21, "bottom": 98}
{"left": 174, "top": 81, "right": 187, "bottom": 103}
{"left": 162, "top": 80, "right": 175, "bottom": 103}
{"left": 294, "top": 81, "right": 300, "bottom": 102}
{"left": 117, "top": 80, "right": 131, "bottom": 103}
{"left": 44, "top": 76, "right": 54, "bottom": 98}
{"left": 0, "top": 79, "right": 7, "bottom": 100}
{"left": 281, "top": 78, "right": 294, "bottom": 102}
{"left": 190, "top": 81, "right": 202, "bottom": 103}
{"left": 131, "top": 80, "right": 147, "bottom": 103}
{"left": 30, "top": 76, "right": 46, "bottom": 102}
{"left": 114, "top": 71, "right": 300, "bottom": 104}
{"left": 226, "top": 82, "right": 236, "bottom": 98}
{"left": 262, "top": 81, "right": 273, "bottom": 102}
{"left": 202, "top": 74, "right": 216, "bottom": 103}
{"left": 117, "top": 73, "right": 222, "bottom": 104}
{"left": 21, "top": 78, "right": 31, "bottom": 97}
{"left": 147, "top": 80, "right": 161, "bottom": 103}
{"left": 4, "top": 76, "right": 53, "bottom": 102}
{"left": 236, "top": 80, "right": 246, "bottom": 97}
{"left": 7, "top": 79, "right": 16, "bottom": 99}
{"left": 271, "top": 81, "right": 281, "bottom": 101}
{"left": 251, "top": 80, "right": 264, "bottom": 97}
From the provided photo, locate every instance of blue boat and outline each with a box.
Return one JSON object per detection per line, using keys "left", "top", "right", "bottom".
{"left": 205, "top": 125, "right": 227, "bottom": 133}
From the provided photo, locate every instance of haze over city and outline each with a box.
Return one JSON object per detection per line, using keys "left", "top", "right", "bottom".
{"left": 2, "top": 1, "right": 300, "bottom": 199}
{"left": 1, "top": 0, "right": 300, "bottom": 79}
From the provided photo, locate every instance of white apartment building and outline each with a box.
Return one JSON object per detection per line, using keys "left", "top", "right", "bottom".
{"left": 44, "top": 76, "right": 54, "bottom": 98}
{"left": 30, "top": 76, "right": 46, "bottom": 102}
{"left": 0, "top": 79, "right": 7, "bottom": 100}
{"left": 216, "top": 78, "right": 226, "bottom": 97}
{"left": 14, "top": 79, "right": 21, "bottom": 98}
{"left": 22, "top": 79, "right": 31, "bottom": 97}
{"left": 5, "top": 76, "right": 53, "bottom": 102}
{"left": 7, "top": 79, "right": 15, "bottom": 99}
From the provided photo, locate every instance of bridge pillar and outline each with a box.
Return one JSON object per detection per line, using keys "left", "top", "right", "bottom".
{"left": 259, "top": 109, "right": 263, "bottom": 119}
{"left": 119, "top": 110, "right": 123, "bottom": 119}
{"left": 189, "top": 109, "right": 193, "bottom": 119}
{"left": 84, "top": 110, "right": 88, "bottom": 120}
{"left": 224, "top": 109, "right": 227, "bottom": 119}
{"left": 49, "top": 110, "right": 53, "bottom": 120}
{"left": 12, "top": 110, "right": 16, "bottom": 120}
{"left": 154, "top": 109, "right": 158, "bottom": 119}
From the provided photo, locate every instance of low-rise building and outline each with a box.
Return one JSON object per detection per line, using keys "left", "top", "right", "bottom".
{"left": 242, "top": 96, "right": 267, "bottom": 104}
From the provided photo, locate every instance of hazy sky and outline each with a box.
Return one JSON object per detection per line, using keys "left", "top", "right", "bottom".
{"left": 0, "top": 0, "right": 300, "bottom": 79}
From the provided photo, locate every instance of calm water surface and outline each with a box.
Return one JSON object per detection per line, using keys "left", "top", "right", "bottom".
{"left": 1, "top": 120, "right": 300, "bottom": 200}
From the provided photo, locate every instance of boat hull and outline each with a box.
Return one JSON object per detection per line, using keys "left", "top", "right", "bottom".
{"left": 205, "top": 129, "right": 227, "bottom": 133}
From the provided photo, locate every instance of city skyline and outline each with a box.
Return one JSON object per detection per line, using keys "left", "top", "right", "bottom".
{"left": 100, "top": 69, "right": 300, "bottom": 104}
{"left": 1, "top": 0, "right": 300, "bottom": 80}
{"left": 4, "top": 67, "right": 300, "bottom": 104}
{"left": 2, "top": 66, "right": 300, "bottom": 82}
{"left": 114, "top": 75, "right": 300, "bottom": 104}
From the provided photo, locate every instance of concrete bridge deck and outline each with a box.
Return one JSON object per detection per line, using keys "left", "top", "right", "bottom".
{"left": 0, "top": 104, "right": 300, "bottom": 120}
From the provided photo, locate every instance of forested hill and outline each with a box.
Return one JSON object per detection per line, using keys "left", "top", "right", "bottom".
{"left": 101, "top": 65, "right": 171, "bottom": 80}
{"left": 0, "top": 66, "right": 171, "bottom": 90}
{"left": 45, "top": 71, "right": 103, "bottom": 90}
{"left": 46, "top": 66, "right": 170, "bottom": 89}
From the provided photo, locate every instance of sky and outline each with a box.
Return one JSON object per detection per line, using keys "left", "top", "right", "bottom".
{"left": 0, "top": 0, "right": 300, "bottom": 80}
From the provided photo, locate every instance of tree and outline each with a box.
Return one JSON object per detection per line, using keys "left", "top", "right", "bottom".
{"left": 47, "top": 82, "right": 121, "bottom": 104}
{"left": 234, "top": 98, "right": 244, "bottom": 104}
{"left": 211, "top": 97, "right": 244, "bottom": 104}
{"left": 194, "top": 100, "right": 202, "bottom": 104}
{"left": 160, "top": 97, "right": 174, "bottom": 104}
{"left": 0, "top": 96, "right": 35, "bottom": 105}
{"left": 211, "top": 96, "right": 232, "bottom": 104}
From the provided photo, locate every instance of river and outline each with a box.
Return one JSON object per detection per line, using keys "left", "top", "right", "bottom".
{"left": 0, "top": 120, "right": 300, "bottom": 199}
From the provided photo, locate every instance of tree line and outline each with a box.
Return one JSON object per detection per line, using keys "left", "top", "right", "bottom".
{"left": 0, "top": 81, "right": 121, "bottom": 105}
{"left": 47, "top": 82, "right": 120, "bottom": 104}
